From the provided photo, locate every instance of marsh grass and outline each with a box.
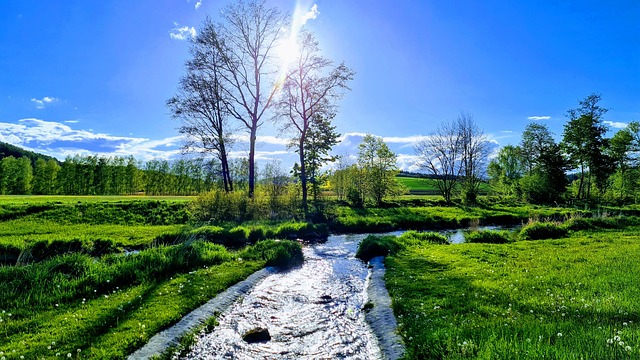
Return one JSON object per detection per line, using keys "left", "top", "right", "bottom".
{"left": 385, "top": 228, "right": 640, "bottom": 359}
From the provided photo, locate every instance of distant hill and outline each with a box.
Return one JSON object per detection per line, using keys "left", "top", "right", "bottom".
{"left": 0, "top": 142, "right": 59, "bottom": 166}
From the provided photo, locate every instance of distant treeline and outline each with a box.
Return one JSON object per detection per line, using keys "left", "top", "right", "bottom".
{"left": 0, "top": 154, "right": 242, "bottom": 196}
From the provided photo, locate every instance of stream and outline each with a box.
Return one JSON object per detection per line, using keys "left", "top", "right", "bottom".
{"left": 183, "top": 233, "right": 396, "bottom": 359}
{"left": 182, "top": 227, "right": 498, "bottom": 359}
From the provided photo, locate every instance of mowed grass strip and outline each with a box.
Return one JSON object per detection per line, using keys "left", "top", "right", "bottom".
{"left": 385, "top": 229, "right": 640, "bottom": 359}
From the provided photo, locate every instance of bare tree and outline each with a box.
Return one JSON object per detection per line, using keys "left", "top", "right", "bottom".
{"left": 167, "top": 18, "right": 234, "bottom": 192}
{"left": 217, "top": 0, "right": 288, "bottom": 197}
{"left": 457, "top": 113, "right": 490, "bottom": 203}
{"left": 415, "top": 113, "right": 489, "bottom": 204}
{"left": 276, "top": 31, "right": 354, "bottom": 214}
{"left": 415, "top": 121, "right": 462, "bottom": 204}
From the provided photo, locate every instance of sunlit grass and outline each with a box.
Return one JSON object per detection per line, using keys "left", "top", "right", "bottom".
{"left": 0, "top": 240, "right": 301, "bottom": 359}
{"left": 385, "top": 228, "right": 640, "bottom": 359}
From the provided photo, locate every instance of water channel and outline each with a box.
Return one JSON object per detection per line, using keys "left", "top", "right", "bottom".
{"left": 182, "top": 227, "right": 499, "bottom": 359}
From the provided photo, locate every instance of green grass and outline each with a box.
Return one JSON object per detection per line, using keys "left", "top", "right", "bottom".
{"left": 329, "top": 203, "right": 582, "bottom": 233}
{"left": 0, "top": 195, "right": 307, "bottom": 359}
{"left": 0, "top": 239, "right": 302, "bottom": 359}
{"left": 0, "top": 195, "right": 194, "bottom": 205}
{"left": 384, "top": 228, "right": 640, "bottom": 359}
{"left": 396, "top": 176, "right": 492, "bottom": 195}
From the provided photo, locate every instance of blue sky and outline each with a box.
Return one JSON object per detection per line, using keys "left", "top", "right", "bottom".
{"left": 1, "top": 0, "right": 638, "bottom": 171}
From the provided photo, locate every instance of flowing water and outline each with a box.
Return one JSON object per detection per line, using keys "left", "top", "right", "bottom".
{"left": 182, "top": 227, "right": 503, "bottom": 359}
{"left": 183, "top": 233, "right": 400, "bottom": 359}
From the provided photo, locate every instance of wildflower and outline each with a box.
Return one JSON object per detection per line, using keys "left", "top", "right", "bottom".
{"left": 67, "top": 353, "right": 72, "bottom": 358}
{"left": 623, "top": 322, "right": 628, "bottom": 326}
{"left": 607, "top": 338, "right": 614, "bottom": 344}
{"left": 625, "top": 345, "right": 632, "bottom": 352}
{"left": 557, "top": 333, "right": 563, "bottom": 337}
{"left": 614, "top": 336, "right": 621, "bottom": 342}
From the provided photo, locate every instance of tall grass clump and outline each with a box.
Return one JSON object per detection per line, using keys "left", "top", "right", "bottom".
{"left": 465, "top": 229, "right": 512, "bottom": 244}
{"left": 519, "top": 221, "right": 568, "bottom": 240}
{"left": 355, "top": 235, "right": 403, "bottom": 262}
{"left": 241, "top": 240, "right": 303, "bottom": 269}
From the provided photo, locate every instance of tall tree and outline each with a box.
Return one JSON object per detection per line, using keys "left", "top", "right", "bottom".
{"left": 302, "top": 114, "right": 341, "bottom": 203}
{"left": 358, "top": 134, "right": 398, "bottom": 206}
{"left": 562, "top": 94, "right": 611, "bottom": 199}
{"left": 217, "top": 0, "right": 288, "bottom": 197}
{"left": 520, "top": 123, "right": 555, "bottom": 173}
{"left": 167, "top": 18, "right": 235, "bottom": 192}
{"left": 487, "top": 145, "right": 525, "bottom": 198}
{"left": 457, "top": 113, "right": 490, "bottom": 204}
{"left": 276, "top": 31, "right": 354, "bottom": 214}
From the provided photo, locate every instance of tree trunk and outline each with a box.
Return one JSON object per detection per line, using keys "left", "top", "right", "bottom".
{"left": 248, "top": 125, "right": 257, "bottom": 198}
{"left": 299, "top": 135, "right": 308, "bottom": 218}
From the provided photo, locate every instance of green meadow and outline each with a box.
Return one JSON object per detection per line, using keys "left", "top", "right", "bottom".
{"left": 380, "top": 222, "right": 640, "bottom": 359}
{"left": 0, "top": 196, "right": 305, "bottom": 359}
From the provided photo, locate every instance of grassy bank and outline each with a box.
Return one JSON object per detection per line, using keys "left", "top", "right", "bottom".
{"left": 382, "top": 228, "right": 640, "bottom": 359}
{"left": 329, "top": 202, "right": 583, "bottom": 233}
{"left": 0, "top": 239, "right": 302, "bottom": 359}
{"left": 0, "top": 196, "right": 308, "bottom": 359}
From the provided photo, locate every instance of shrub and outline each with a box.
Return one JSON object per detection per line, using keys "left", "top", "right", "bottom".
{"left": 355, "top": 235, "right": 403, "bottom": 262}
{"left": 519, "top": 222, "right": 568, "bottom": 240}
{"left": 398, "top": 231, "right": 449, "bottom": 245}
{"left": 465, "top": 230, "right": 511, "bottom": 244}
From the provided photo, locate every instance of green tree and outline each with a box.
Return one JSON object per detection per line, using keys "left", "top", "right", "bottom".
{"left": 32, "top": 158, "right": 49, "bottom": 195}
{"left": 1, "top": 156, "right": 33, "bottom": 194}
{"left": 562, "top": 94, "right": 612, "bottom": 199}
{"left": 291, "top": 113, "right": 341, "bottom": 207}
{"left": 521, "top": 123, "right": 555, "bottom": 174}
{"left": 487, "top": 145, "right": 525, "bottom": 198}
{"left": 357, "top": 134, "right": 398, "bottom": 206}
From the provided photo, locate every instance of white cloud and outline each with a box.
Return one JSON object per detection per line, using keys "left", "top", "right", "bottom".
{"left": 300, "top": 4, "right": 319, "bottom": 25}
{"left": 170, "top": 24, "right": 197, "bottom": 40}
{"left": 527, "top": 116, "right": 551, "bottom": 121}
{"left": 230, "top": 134, "right": 291, "bottom": 146}
{"left": 604, "top": 120, "right": 628, "bottom": 129}
{"left": 64, "top": 120, "right": 79, "bottom": 124}
{"left": 500, "top": 130, "right": 513, "bottom": 133}
{"left": 195, "top": 1, "right": 202, "bottom": 10}
{"left": 0, "top": 118, "right": 184, "bottom": 161}
{"left": 31, "top": 96, "right": 58, "bottom": 109}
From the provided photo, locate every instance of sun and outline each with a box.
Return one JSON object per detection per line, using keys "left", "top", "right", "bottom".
{"left": 275, "top": 34, "right": 300, "bottom": 68}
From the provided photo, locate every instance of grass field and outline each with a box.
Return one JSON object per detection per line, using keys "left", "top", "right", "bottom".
{"left": 396, "top": 175, "right": 491, "bottom": 195}
{"left": 384, "top": 227, "right": 640, "bottom": 359}
{"left": 0, "top": 195, "right": 306, "bottom": 359}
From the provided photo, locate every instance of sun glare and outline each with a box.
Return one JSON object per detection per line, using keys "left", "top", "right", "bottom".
{"left": 274, "top": 2, "right": 318, "bottom": 89}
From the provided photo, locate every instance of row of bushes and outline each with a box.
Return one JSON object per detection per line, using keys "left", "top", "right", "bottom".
{"left": 0, "top": 239, "right": 303, "bottom": 310}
